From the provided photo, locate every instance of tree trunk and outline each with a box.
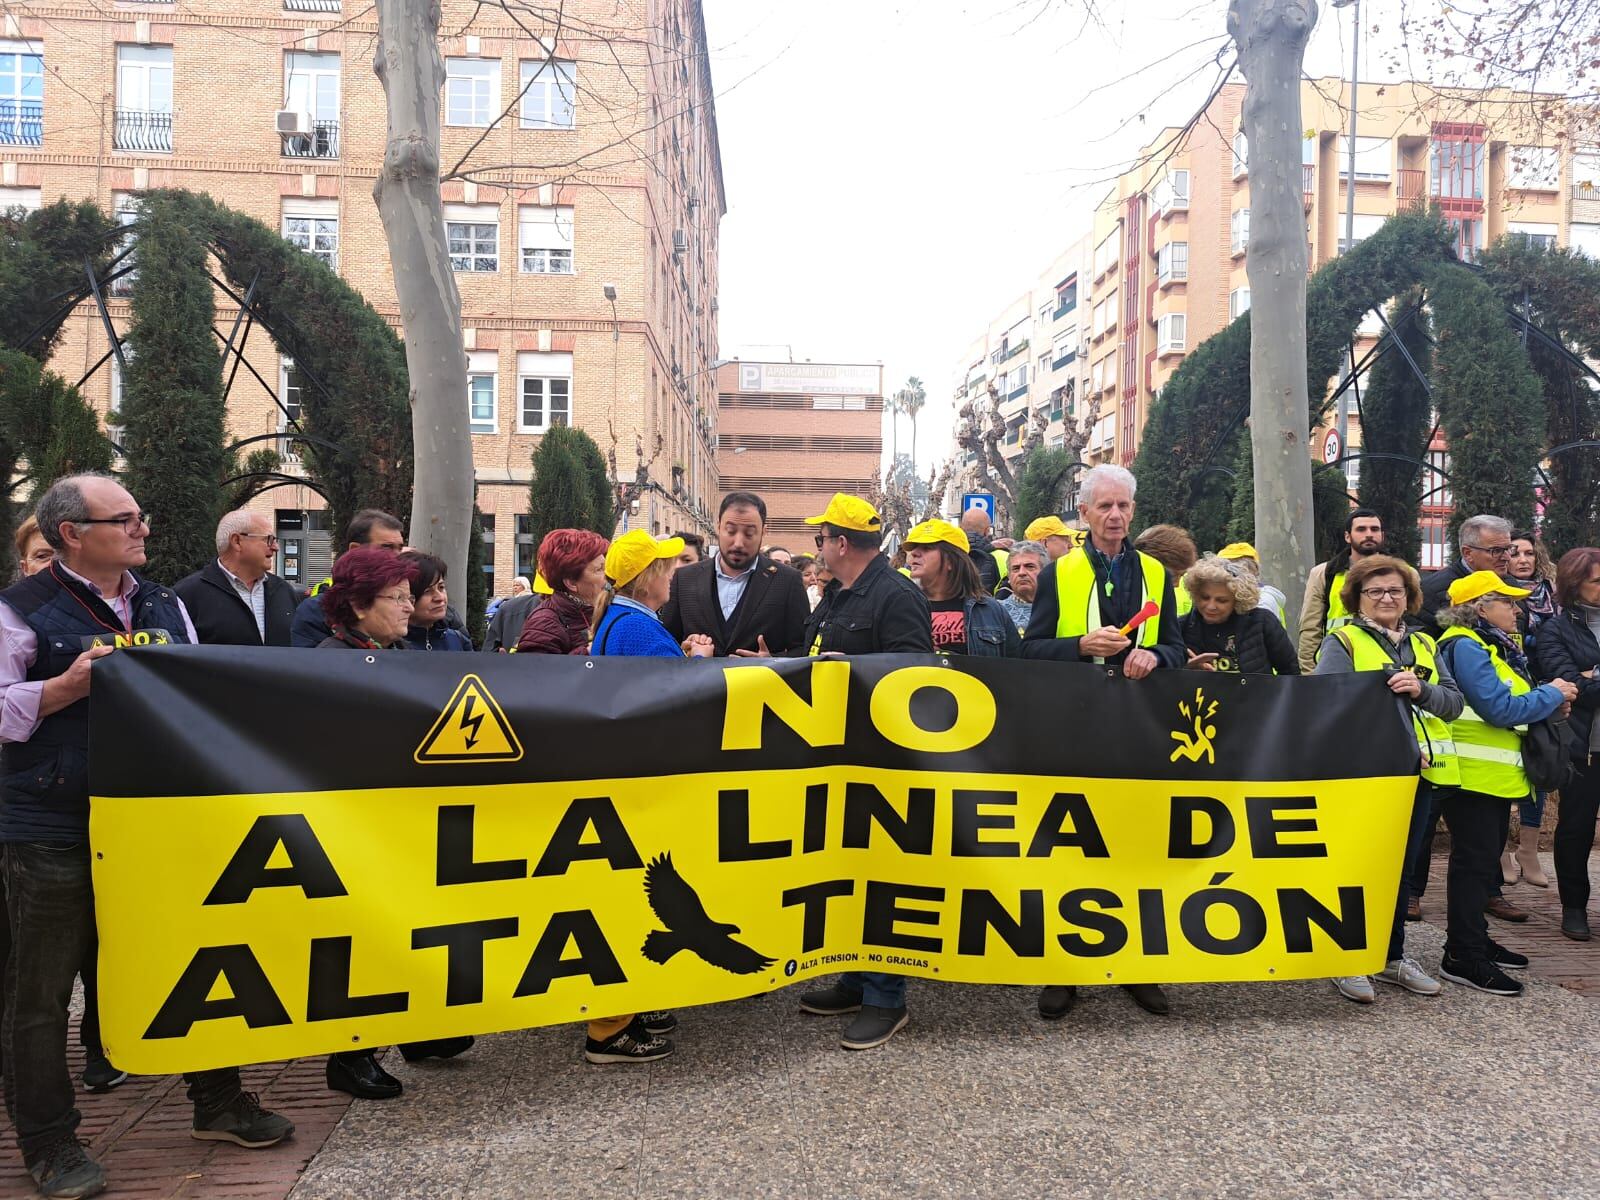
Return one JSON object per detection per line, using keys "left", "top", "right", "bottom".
{"left": 373, "top": 0, "right": 471, "bottom": 590}
{"left": 1229, "top": 0, "right": 1318, "bottom": 610}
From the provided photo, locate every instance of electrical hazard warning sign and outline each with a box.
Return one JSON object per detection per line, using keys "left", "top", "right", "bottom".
{"left": 414, "top": 674, "right": 524, "bottom": 764}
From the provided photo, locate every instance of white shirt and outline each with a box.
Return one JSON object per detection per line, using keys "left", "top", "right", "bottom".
{"left": 218, "top": 559, "right": 267, "bottom": 641}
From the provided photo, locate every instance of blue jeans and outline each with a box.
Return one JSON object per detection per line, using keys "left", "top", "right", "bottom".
{"left": 838, "top": 971, "right": 906, "bottom": 1008}
{"left": 1519, "top": 793, "right": 1545, "bottom": 829}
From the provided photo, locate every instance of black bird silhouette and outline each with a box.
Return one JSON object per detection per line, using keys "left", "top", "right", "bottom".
{"left": 641, "top": 853, "right": 775, "bottom": 975}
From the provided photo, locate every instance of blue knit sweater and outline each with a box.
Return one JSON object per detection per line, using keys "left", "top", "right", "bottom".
{"left": 592, "top": 597, "right": 685, "bottom": 658}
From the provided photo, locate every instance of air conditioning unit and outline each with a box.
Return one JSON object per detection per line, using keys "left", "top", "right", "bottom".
{"left": 276, "top": 110, "right": 314, "bottom": 136}
{"left": 672, "top": 229, "right": 688, "bottom": 253}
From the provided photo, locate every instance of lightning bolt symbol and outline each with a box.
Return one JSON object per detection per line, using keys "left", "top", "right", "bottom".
{"left": 459, "top": 693, "right": 485, "bottom": 748}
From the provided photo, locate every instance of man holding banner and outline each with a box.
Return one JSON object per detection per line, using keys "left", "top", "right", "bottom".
{"left": 796, "top": 493, "right": 934, "bottom": 1050}
{"left": 1022, "top": 463, "right": 1183, "bottom": 1019}
{"left": 0, "top": 475, "right": 293, "bottom": 1200}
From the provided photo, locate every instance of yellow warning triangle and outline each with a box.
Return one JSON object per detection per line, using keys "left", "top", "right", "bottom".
{"left": 415, "top": 674, "right": 524, "bottom": 764}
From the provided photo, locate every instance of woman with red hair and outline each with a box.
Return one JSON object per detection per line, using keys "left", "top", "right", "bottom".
{"left": 516, "top": 529, "right": 609, "bottom": 654}
{"left": 316, "top": 547, "right": 475, "bottom": 1097}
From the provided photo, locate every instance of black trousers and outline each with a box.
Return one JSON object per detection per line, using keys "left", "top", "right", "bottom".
{"left": 1409, "top": 788, "right": 1504, "bottom": 903}
{"left": 1437, "top": 787, "right": 1515, "bottom": 965}
{"left": 1555, "top": 758, "right": 1600, "bottom": 910}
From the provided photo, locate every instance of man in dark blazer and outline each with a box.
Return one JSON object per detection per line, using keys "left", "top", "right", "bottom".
{"left": 660, "top": 492, "right": 809, "bottom": 656}
{"left": 174, "top": 510, "right": 300, "bottom": 646}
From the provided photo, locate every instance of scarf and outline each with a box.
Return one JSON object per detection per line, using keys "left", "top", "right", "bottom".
{"left": 1475, "top": 616, "right": 1531, "bottom": 683}
{"left": 1352, "top": 614, "right": 1407, "bottom": 647}
{"left": 1519, "top": 577, "right": 1557, "bottom": 623}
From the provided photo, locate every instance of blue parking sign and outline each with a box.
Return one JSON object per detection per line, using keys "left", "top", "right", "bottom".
{"left": 961, "top": 493, "right": 995, "bottom": 521}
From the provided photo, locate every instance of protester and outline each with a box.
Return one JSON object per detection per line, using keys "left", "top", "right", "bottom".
{"left": 1022, "top": 464, "right": 1181, "bottom": 1019}
{"left": 400, "top": 552, "right": 473, "bottom": 651}
{"left": 796, "top": 494, "right": 932, "bottom": 1051}
{"left": 1417, "top": 515, "right": 1515, "bottom": 638}
{"left": 660, "top": 493, "right": 810, "bottom": 656}
{"left": 1, "top": 474, "right": 293, "bottom": 1198}
{"left": 516, "top": 530, "right": 609, "bottom": 655}
{"left": 767, "top": 546, "right": 792, "bottom": 565}
{"left": 12, "top": 515, "right": 55, "bottom": 579}
{"left": 485, "top": 574, "right": 539, "bottom": 651}
{"left": 1217, "top": 542, "right": 1287, "bottom": 624}
{"left": 1531, "top": 547, "right": 1600, "bottom": 941}
{"left": 1297, "top": 508, "right": 1386, "bottom": 671}
{"left": 592, "top": 531, "right": 715, "bottom": 660}
{"left": 1313, "top": 554, "right": 1462, "bottom": 1004}
{"left": 1434, "top": 572, "right": 1575, "bottom": 996}
{"left": 316, "top": 547, "right": 474, "bottom": 1095}
{"left": 1179, "top": 556, "right": 1298, "bottom": 675}
{"left": 999, "top": 540, "right": 1046, "bottom": 632}
{"left": 673, "top": 532, "right": 705, "bottom": 569}
{"left": 1023, "top": 515, "right": 1079, "bottom": 561}
{"left": 290, "top": 508, "right": 405, "bottom": 646}
{"left": 791, "top": 554, "right": 823, "bottom": 610}
{"left": 174, "top": 510, "right": 299, "bottom": 647}
{"left": 903, "top": 519, "right": 1020, "bottom": 656}
{"left": 958, "top": 507, "right": 1004, "bottom": 594}
{"left": 1503, "top": 529, "right": 1558, "bottom": 886}
{"left": 1133, "top": 524, "right": 1198, "bottom": 616}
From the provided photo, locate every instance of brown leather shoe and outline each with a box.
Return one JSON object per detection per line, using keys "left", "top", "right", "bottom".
{"left": 1405, "top": 896, "right": 1422, "bottom": 922}
{"left": 1485, "top": 895, "right": 1530, "bottom": 923}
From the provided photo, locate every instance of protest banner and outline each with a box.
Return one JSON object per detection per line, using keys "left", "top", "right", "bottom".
{"left": 90, "top": 650, "right": 1418, "bottom": 1072}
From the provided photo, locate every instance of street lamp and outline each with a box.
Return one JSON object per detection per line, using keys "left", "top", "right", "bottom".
{"left": 1333, "top": 0, "right": 1360, "bottom": 453}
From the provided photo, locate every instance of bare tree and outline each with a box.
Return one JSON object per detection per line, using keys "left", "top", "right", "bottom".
{"left": 1229, "top": 0, "right": 1318, "bottom": 609}
{"left": 372, "top": 0, "right": 472, "bottom": 589}
{"left": 956, "top": 382, "right": 1022, "bottom": 528}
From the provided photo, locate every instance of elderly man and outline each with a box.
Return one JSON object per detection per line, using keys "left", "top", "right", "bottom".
{"left": 999, "top": 539, "right": 1046, "bottom": 632}
{"left": 486, "top": 576, "right": 539, "bottom": 652}
{"left": 1024, "top": 515, "right": 1080, "bottom": 562}
{"left": 1021, "top": 463, "right": 1183, "bottom": 1021}
{"left": 1417, "top": 515, "right": 1516, "bottom": 639}
{"left": 174, "top": 510, "right": 300, "bottom": 646}
{"left": 1, "top": 474, "right": 293, "bottom": 1199}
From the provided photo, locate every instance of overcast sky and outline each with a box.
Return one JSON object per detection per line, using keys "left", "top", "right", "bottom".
{"left": 701, "top": 0, "right": 1407, "bottom": 471}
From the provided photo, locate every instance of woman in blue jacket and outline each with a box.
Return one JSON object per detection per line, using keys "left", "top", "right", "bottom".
{"left": 590, "top": 531, "right": 716, "bottom": 659}
{"left": 401, "top": 551, "right": 474, "bottom": 651}
{"left": 902, "top": 518, "right": 1021, "bottom": 657}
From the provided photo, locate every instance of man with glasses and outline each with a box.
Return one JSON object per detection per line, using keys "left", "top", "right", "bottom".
{"left": 0, "top": 474, "right": 293, "bottom": 1199}
{"left": 1417, "top": 515, "right": 1517, "bottom": 639}
{"left": 175, "top": 510, "right": 300, "bottom": 647}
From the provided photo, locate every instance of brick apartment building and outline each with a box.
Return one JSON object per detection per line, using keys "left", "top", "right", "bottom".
{"left": 0, "top": 0, "right": 723, "bottom": 593}
{"left": 714, "top": 360, "right": 883, "bottom": 547}
{"left": 954, "top": 78, "right": 1581, "bottom": 567}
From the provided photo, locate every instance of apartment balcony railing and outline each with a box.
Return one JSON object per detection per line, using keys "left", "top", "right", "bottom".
{"left": 1008, "top": 385, "right": 1028, "bottom": 402}
{"left": 1052, "top": 299, "right": 1076, "bottom": 320}
{"left": 282, "top": 120, "right": 339, "bottom": 160}
{"left": 113, "top": 108, "right": 172, "bottom": 152}
{"left": 0, "top": 100, "right": 42, "bottom": 146}
{"left": 1574, "top": 181, "right": 1600, "bottom": 203}
{"left": 285, "top": 0, "right": 341, "bottom": 9}
{"left": 1397, "top": 168, "right": 1427, "bottom": 210}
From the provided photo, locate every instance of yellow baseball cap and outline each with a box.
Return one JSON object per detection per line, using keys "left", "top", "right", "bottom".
{"left": 805, "top": 493, "right": 882, "bottom": 533}
{"left": 1218, "top": 542, "right": 1259, "bottom": 562}
{"left": 903, "top": 519, "right": 970, "bottom": 553}
{"left": 1025, "top": 515, "right": 1074, "bottom": 542}
{"left": 605, "top": 530, "right": 685, "bottom": 589}
{"left": 1448, "top": 570, "right": 1531, "bottom": 606}
{"left": 532, "top": 571, "right": 553, "bottom": 595}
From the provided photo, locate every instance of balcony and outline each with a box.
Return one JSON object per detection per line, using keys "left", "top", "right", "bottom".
{"left": 1302, "top": 163, "right": 1314, "bottom": 210}
{"left": 1008, "top": 385, "right": 1028, "bottom": 402}
{"left": 282, "top": 120, "right": 340, "bottom": 160}
{"left": 1052, "top": 299, "right": 1076, "bottom": 321}
{"left": 1052, "top": 352, "right": 1075, "bottom": 371}
{"left": 1397, "top": 168, "right": 1426, "bottom": 211}
{"left": 285, "top": 0, "right": 341, "bottom": 8}
{"left": 113, "top": 108, "right": 172, "bottom": 153}
{"left": 0, "top": 100, "right": 42, "bottom": 147}
{"left": 1574, "top": 181, "right": 1600, "bottom": 203}
{"left": 1003, "top": 339, "right": 1029, "bottom": 361}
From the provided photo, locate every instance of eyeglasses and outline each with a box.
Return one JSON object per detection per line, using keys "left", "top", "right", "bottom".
{"left": 814, "top": 534, "right": 835, "bottom": 549}
{"left": 1468, "top": 544, "right": 1511, "bottom": 558}
{"left": 239, "top": 532, "right": 279, "bottom": 547}
{"left": 376, "top": 591, "right": 415, "bottom": 607}
{"left": 1361, "top": 587, "right": 1406, "bottom": 600}
{"left": 76, "top": 512, "right": 150, "bottom": 534}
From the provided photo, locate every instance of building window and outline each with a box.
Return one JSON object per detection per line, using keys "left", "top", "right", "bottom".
{"left": 108, "top": 194, "right": 140, "bottom": 295}
{"left": 1229, "top": 287, "right": 1251, "bottom": 319}
{"left": 1337, "top": 212, "right": 1385, "bottom": 254}
{"left": 1508, "top": 221, "right": 1558, "bottom": 251}
{"left": 1431, "top": 134, "right": 1485, "bottom": 201}
{"left": 0, "top": 41, "right": 43, "bottom": 146}
{"left": 1156, "top": 241, "right": 1189, "bottom": 285}
{"left": 1093, "top": 228, "right": 1119, "bottom": 277}
{"left": 1337, "top": 134, "right": 1392, "bottom": 180}
{"left": 0, "top": 185, "right": 40, "bottom": 212}
{"left": 517, "top": 350, "right": 572, "bottom": 431}
{"left": 1447, "top": 216, "right": 1484, "bottom": 263}
{"left": 519, "top": 58, "right": 576, "bottom": 129}
{"left": 1055, "top": 278, "right": 1076, "bottom": 314}
{"left": 467, "top": 350, "right": 497, "bottom": 433}
{"left": 1230, "top": 208, "right": 1250, "bottom": 256}
{"left": 114, "top": 45, "right": 173, "bottom": 152}
{"left": 283, "top": 51, "right": 340, "bottom": 158}
{"left": 479, "top": 513, "right": 495, "bottom": 596}
{"left": 1232, "top": 130, "right": 1248, "bottom": 178}
{"left": 1157, "top": 313, "right": 1186, "bottom": 354}
{"left": 283, "top": 202, "right": 338, "bottom": 269}
{"left": 1506, "top": 145, "right": 1559, "bottom": 191}
{"left": 446, "top": 204, "right": 499, "bottom": 272}
{"left": 514, "top": 514, "right": 536, "bottom": 577}
{"left": 519, "top": 204, "right": 573, "bottom": 273}
{"left": 445, "top": 58, "right": 499, "bottom": 127}
{"left": 278, "top": 358, "right": 304, "bottom": 464}
{"left": 1152, "top": 169, "right": 1190, "bottom": 214}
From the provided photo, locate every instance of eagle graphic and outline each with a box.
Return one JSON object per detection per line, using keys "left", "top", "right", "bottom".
{"left": 641, "top": 853, "right": 776, "bottom": 975}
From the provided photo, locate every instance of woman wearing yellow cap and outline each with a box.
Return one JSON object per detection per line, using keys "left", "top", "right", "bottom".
{"left": 591, "top": 530, "right": 716, "bottom": 658}
{"left": 902, "top": 519, "right": 1020, "bottom": 657}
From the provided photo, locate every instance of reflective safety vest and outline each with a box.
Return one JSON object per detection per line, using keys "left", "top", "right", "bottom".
{"left": 1324, "top": 570, "right": 1350, "bottom": 632}
{"left": 310, "top": 576, "right": 333, "bottom": 597}
{"left": 1053, "top": 547, "right": 1166, "bottom": 659}
{"left": 1330, "top": 624, "right": 1460, "bottom": 787}
{"left": 1175, "top": 585, "right": 1193, "bottom": 616}
{"left": 1438, "top": 626, "right": 1534, "bottom": 799}
{"left": 991, "top": 547, "right": 1010, "bottom": 596}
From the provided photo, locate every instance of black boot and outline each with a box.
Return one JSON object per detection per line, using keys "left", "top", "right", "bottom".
{"left": 399, "top": 1036, "right": 475, "bottom": 1063}
{"left": 1037, "top": 986, "right": 1077, "bottom": 1019}
{"left": 326, "top": 1050, "right": 402, "bottom": 1099}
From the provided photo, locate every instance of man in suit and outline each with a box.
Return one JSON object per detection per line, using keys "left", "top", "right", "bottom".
{"left": 660, "top": 492, "right": 809, "bottom": 656}
{"left": 175, "top": 510, "right": 300, "bottom": 646}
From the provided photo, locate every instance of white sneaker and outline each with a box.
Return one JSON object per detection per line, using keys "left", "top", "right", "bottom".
{"left": 1332, "top": 975, "right": 1376, "bottom": 1004}
{"left": 1373, "top": 956, "right": 1442, "bottom": 996}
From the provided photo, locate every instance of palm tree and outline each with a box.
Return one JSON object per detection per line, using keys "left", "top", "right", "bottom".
{"left": 901, "top": 376, "right": 927, "bottom": 467}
